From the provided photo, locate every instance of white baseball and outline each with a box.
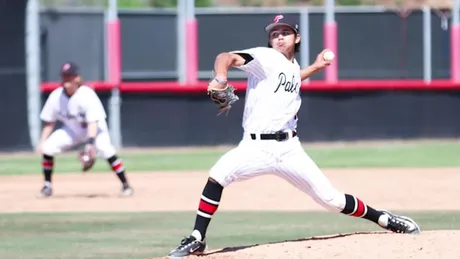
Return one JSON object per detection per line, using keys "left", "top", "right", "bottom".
{"left": 323, "top": 50, "right": 335, "bottom": 62}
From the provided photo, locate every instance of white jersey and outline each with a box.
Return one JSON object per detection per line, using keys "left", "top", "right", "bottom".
{"left": 231, "top": 47, "right": 302, "bottom": 133}
{"left": 40, "top": 85, "right": 109, "bottom": 135}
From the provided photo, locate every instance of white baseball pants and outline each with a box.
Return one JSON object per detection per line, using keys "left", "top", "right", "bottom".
{"left": 42, "top": 126, "right": 116, "bottom": 159}
{"left": 209, "top": 132, "right": 347, "bottom": 212}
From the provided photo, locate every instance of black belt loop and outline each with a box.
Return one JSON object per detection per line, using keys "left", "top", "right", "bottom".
{"left": 250, "top": 131, "right": 297, "bottom": 142}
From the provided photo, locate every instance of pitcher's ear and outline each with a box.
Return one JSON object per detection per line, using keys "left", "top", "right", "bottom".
{"left": 295, "top": 34, "right": 301, "bottom": 44}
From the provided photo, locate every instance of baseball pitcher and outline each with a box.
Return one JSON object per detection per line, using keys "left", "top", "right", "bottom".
{"left": 36, "top": 62, "right": 134, "bottom": 198}
{"left": 166, "top": 14, "right": 420, "bottom": 258}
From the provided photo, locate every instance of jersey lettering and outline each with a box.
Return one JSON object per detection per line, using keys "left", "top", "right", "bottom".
{"left": 57, "top": 111, "right": 85, "bottom": 120}
{"left": 274, "top": 72, "right": 300, "bottom": 93}
{"left": 229, "top": 47, "right": 301, "bottom": 132}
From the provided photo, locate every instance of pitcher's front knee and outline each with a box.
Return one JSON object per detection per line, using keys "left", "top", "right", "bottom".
{"left": 208, "top": 166, "right": 234, "bottom": 188}
{"left": 316, "top": 190, "right": 346, "bottom": 213}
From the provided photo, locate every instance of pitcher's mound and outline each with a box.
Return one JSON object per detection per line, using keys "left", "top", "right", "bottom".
{"left": 154, "top": 230, "right": 459, "bottom": 259}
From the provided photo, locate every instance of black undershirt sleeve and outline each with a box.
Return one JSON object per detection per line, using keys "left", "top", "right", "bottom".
{"left": 233, "top": 53, "right": 254, "bottom": 65}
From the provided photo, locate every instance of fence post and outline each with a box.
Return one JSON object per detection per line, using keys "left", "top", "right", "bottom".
{"left": 26, "top": 0, "right": 41, "bottom": 149}
{"left": 423, "top": 5, "right": 432, "bottom": 83}
{"left": 178, "top": 0, "right": 187, "bottom": 84}
{"left": 106, "top": 0, "right": 122, "bottom": 149}
{"left": 186, "top": 0, "right": 198, "bottom": 83}
{"left": 300, "top": 8, "right": 310, "bottom": 83}
{"left": 324, "top": 0, "right": 338, "bottom": 83}
{"left": 452, "top": 0, "right": 460, "bottom": 82}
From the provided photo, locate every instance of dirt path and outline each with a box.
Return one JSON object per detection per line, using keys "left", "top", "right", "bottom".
{"left": 1, "top": 168, "right": 459, "bottom": 213}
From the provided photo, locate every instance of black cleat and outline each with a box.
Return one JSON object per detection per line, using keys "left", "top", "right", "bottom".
{"left": 120, "top": 183, "right": 134, "bottom": 197}
{"left": 37, "top": 186, "right": 52, "bottom": 198}
{"left": 167, "top": 236, "right": 206, "bottom": 258}
{"left": 380, "top": 210, "right": 421, "bottom": 234}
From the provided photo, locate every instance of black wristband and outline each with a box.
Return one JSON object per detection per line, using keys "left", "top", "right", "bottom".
{"left": 86, "top": 137, "right": 95, "bottom": 145}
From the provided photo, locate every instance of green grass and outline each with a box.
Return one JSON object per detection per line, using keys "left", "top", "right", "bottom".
{"left": 0, "top": 211, "right": 459, "bottom": 259}
{"left": 0, "top": 141, "right": 459, "bottom": 175}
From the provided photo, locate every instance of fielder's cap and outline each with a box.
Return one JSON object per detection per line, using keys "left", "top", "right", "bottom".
{"left": 60, "top": 62, "right": 79, "bottom": 75}
{"left": 265, "top": 14, "right": 299, "bottom": 34}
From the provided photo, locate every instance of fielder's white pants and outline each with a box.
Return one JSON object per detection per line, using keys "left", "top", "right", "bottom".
{"left": 42, "top": 126, "right": 116, "bottom": 159}
{"left": 209, "top": 132, "right": 347, "bottom": 212}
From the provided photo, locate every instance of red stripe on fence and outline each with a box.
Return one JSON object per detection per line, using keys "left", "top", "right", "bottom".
{"left": 40, "top": 80, "right": 460, "bottom": 93}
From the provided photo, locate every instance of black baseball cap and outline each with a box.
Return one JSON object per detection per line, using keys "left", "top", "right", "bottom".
{"left": 60, "top": 62, "right": 79, "bottom": 76}
{"left": 264, "top": 14, "right": 299, "bottom": 34}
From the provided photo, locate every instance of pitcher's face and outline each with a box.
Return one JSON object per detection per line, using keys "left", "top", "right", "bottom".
{"left": 268, "top": 25, "right": 300, "bottom": 55}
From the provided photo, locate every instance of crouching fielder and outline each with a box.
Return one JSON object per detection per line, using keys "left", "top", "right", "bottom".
{"left": 36, "top": 62, "right": 134, "bottom": 198}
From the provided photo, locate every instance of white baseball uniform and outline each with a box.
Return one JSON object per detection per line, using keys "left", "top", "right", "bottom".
{"left": 209, "top": 47, "right": 346, "bottom": 212}
{"left": 40, "top": 85, "right": 116, "bottom": 159}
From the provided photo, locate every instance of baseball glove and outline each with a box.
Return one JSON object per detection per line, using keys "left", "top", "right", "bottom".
{"left": 207, "top": 84, "right": 239, "bottom": 116}
{"left": 78, "top": 144, "right": 96, "bottom": 172}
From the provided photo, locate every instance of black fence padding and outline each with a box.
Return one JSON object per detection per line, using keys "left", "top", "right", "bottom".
{"left": 118, "top": 91, "right": 460, "bottom": 147}
{"left": 0, "top": 0, "right": 30, "bottom": 151}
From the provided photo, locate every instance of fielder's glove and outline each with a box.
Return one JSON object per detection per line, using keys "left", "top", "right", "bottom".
{"left": 78, "top": 144, "right": 96, "bottom": 172}
{"left": 207, "top": 83, "right": 239, "bottom": 116}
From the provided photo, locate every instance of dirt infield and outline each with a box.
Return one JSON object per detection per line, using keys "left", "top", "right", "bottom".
{"left": 0, "top": 167, "right": 459, "bottom": 258}
{"left": 1, "top": 168, "right": 459, "bottom": 212}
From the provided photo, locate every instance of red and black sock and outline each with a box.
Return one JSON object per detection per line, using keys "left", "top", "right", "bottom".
{"left": 42, "top": 155, "right": 54, "bottom": 185}
{"left": 193, "top": 178, "right": 223, "bottom": 240}
{"left": 341, "top": 194, "right": 384, "bottom": 224}
{"left": 107, "top": 155, "right": 128, "bottom": 184}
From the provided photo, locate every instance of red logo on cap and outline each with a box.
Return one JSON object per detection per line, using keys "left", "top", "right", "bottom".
{"left": 273, "top": 15, "right": 284, "bottom": 23}
{"left": 62, "top": 63, "right": 70, "bottom": 71}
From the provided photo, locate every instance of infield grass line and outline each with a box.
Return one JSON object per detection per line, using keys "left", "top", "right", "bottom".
{"left": 0, "top": 141, "right": 459, "bottom": 175}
